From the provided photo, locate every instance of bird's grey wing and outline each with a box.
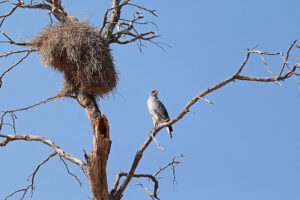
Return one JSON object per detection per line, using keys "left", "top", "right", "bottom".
{"left": 153, "top": 100, "right": 170, "bottom": 121}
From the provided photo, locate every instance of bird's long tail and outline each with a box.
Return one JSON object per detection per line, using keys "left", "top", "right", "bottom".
{"left": 166, "top": 126, "right": 173, "bottom": 138}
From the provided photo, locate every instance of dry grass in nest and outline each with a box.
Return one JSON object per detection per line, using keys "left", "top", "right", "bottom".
{"left": 30, "top": 20, "right": 118, "bottom": 97}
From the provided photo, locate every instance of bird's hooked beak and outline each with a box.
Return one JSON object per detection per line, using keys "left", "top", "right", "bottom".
{"left": 151, "top": 90, "right": 158, "bottom": 96}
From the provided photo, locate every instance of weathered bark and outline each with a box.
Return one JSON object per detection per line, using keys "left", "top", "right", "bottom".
{"left": 76, "top": 92, "right": 111, "bottom": 200}
{"left": 87, "top": 114, "right": 111, "bottom": 200}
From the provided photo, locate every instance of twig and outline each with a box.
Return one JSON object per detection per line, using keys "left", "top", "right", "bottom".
{"left": 136, "top": 183, "right": 158, "bottom": 200}
{"left": 119, "top": 18, "right": 159, "bottom": 30}
{"left": 171, "top": 155, "right": 183, "bottom": 185}
{"left": 29, "top": 152, "right": 57, "bottom": 196}
{"left": 150, "top": 133, "right": 165, "bottom": 151}
{"left": 48, "top": 11, "right": 54, "bottom": 26}
{"left": 0, "top": 48, "right": 37, "bottom": 58}
{"left": 0, "top": 5, "right": 18, "bottom": 27}
{"left": 154, "top": 154, "right": 183, "bottom": 186}
{"left": 0, "top": 0, "right": 75, "bottom": 22}
{"left": 4, "top": 185, "right": 31, "bottom": 200}
{"left": 115, "top": 32, "right": 160, "bottom": 44}
{"left": 258, "top": 53, "right": 282, "bottom": 86}
{"left": 59, "top": 156, "right": 83, "bottom": 186}
{"left": 10, "top": 112, "right": 16, "bottom": 134}
{"left": 0, "top": 51, "right": 32, "bottom": 88}
{"left": 279, "top": 40, "right": 297, "bottom": 77}
{"left": 198, "top": 97, "right": 214, "bottom": 105}
{"left": 0, "top": 29, "right": 29, "bottom": 46}
{"left": 114, "top": 14, "right": 144, "bottom": 38}
{"left": 110, "top": 170, "right": 123, "bottom": 196}
{"left": 99, "top": 7, "right": 113, "bottom": 34}
{"left": 5, "top": 152, "right": 57, "bottom": 200}
{"left": 259, "top": 53, "right": 274, "bottom": 76}
{"left": 0, "top": 122, "right": 14, "bottom": 130}
{"left": 248, "top": 50, "right": 281, "bottom": 56}
{"left": 154, "top": 154, "right": 183, "bottom": 178}
{"left": 0, "top": 95, "right": 62, "bottom": 121}
{"left": 148, "top": 40, "right": 170, "bottom": 52}
{"left": 127, "top": 3, "right": 157, "bottom": 17}
{"left": 101, "top": 0, "right": 160, "bottom": 50}
{"left": 111, "top": 172, "right": 160, "bottom": 199}
{"left": 0, "top": 117, "right": 3, "bottom": 131}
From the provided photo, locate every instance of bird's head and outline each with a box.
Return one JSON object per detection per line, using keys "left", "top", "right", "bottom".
{"left": 151, "top": 90, "right": 158, "bottom": 96}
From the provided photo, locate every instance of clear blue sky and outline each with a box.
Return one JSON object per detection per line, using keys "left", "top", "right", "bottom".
{"left": 1, "top": 0, "right": 300, "bottom": 199}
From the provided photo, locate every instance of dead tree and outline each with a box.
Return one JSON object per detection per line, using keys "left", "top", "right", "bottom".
{"left": 0, "top": 1, "right": 300, "bottom": 200}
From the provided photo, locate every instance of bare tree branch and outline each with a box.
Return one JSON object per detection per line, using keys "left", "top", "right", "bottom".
{"left": 0, "top": 29, "right": 29, "bottom": 46}
{"left": 3, "top": 1, "right": 52, "bottom": 10}
{"left": 154, "top": 154, "right": 183, "bottom": 178}
{"left": 9, "top": 112, "right": 16, "bottom": 134}
{"left": 100, "top": 0, "right": 161, "bottom": 51}
{"left": 111, "top": 155, "right": 183, "bottom": 199}
{"left": 0, "top": 95, "right": 63, "bottom": 122}
{"left": 0, "top": 95, "right": 63, "bottom": 135}
{"left": 198, "top": 97, "right": 215, "bottom": 105}
{"left": 0, "top": 0, "right": 76, "bottom": 23}
{"left": 102, "top": 0, "right": 122, "bottom": 38}
{"left": 136, "top": 183, "right": 159, "bottom": 200}
{"left": 59, "top": 155, "right": 83, "bottom": 186}
{"left": 0, "top": 48, "right": 37, "bottom": 58}
{"left": 4, "top": 152, "right": 57, "bottom": 200}
{"left": 0, "top": 5, "right": 18, "bottom": 27}
{"left": 127, "top": 3, "right": 157, "bottom": 17}
{"left": 4, "top": 184, "right": 31, "bottom": 200}
{"left": 151, "top": 133, "right": 166, "bottom": 151}
{"left": 111, "top": 172, "right": 160, "bottom": 200}
{"left": 114, "top": 32, "right": 160, "bottom": 46}
{"left": 279, "top": 40, "right": 297, "bottom": 76}
{"left": 114, "top": 13, "right": 144, "bottom": 38}
{"left": 110, "top": 171, "right": 123, "bottom": 196}
{"left": 99, "top": 7, "right": 113, "bottom": 34}
{"left": 28, "top": 152, "right": 58, "bottom": 196}
{"left": 0, "top": 51, "right": 32, "bottom": 88}
{"left": 119, "top": 18, "right": 159, "bottom": 30}
{"left": 4, "top": 150, "right": 84, "bottom": 199}
{"left": 112, "top": 43, "right": 300, "bottom": 200}
{"left": 0, "top": 133, "right": 87, "bottom": 174}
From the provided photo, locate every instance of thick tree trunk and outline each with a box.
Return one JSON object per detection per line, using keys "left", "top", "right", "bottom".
{"left": 76, "top": 92, "right": 111, "bottom": 200}
{"left": 87, "top": 114, "right": 111, "bottom": 200}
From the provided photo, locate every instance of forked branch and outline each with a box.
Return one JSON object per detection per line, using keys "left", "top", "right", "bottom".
{"left": 0, "top": 50, "right": 34, "bottom": 88}
{"left": 4, "top": 152, "right": 57, "bottom": 200}
{"left": 4, "top": 151, "right": 82, "bottom": 200}
{"left": 100, "top": 0, "right": 161, "bottom": 49}
{"left": 0, "top": 133, "right": 87, "bottom": 174}
{"left": 111, "top": 155, "right": 182, "bottom": 199}
{"left": 0, "top": 0, "right": 75, "bottom": 24}
{"left": 0, "top": 95, "right": 64, "bottom": 122}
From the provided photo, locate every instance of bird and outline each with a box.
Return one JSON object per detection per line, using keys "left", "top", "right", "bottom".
{"left": 147, "top": 90, "right": 173, "bottom": 138}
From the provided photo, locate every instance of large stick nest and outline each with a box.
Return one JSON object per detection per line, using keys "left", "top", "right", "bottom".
{"left": 30, "top": 20, "right": 118, "bottom": 97}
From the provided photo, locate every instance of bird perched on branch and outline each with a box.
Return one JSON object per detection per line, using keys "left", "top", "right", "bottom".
{"left": 147, "top": 90, "right": 173, "bottom": 138}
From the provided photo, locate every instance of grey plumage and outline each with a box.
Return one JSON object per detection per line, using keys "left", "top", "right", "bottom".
{"left": 147, "top": 90, "right": 173, "bottom": 138}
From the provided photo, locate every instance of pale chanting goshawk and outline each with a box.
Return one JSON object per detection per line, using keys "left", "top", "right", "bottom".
{"left": 147, "top": 90, "right": 173, "bottom": 138}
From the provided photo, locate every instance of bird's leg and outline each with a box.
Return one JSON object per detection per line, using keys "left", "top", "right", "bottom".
{"left": 155, "top": 120, "right": 159, "bottom": 128}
